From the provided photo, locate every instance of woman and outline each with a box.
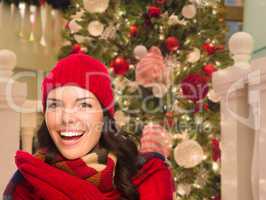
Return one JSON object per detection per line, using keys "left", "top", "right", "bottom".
{"left": 3, "top": 52, "right": 175, "bottom": 200}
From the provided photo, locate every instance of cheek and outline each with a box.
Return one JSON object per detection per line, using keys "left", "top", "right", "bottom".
{"left": 80, "top": 109, "right": 103, "bottom": 124}
{"left": 79, "top": 112, "right": 103, "bottom": 150}
{"left": 80, "top": 112, "right": 103, "bottom": 133}
{"left": 45, "top": 111, "right": 61, "bottom": 131}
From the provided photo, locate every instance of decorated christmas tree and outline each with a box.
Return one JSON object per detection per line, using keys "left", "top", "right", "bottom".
{"left": 58, "top": 0, "right": 233, "bottom": 199}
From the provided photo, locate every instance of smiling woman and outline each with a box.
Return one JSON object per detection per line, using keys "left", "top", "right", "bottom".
{"left": 3, "top": 52, "right": 175, "bottom": 200}
{"left": 45, "top": 85, "right": 105, "bottom": 160}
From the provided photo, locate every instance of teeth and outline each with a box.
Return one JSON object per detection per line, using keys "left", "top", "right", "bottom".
{"left": 60, "top": 131, "right": 83, "bottom": 137}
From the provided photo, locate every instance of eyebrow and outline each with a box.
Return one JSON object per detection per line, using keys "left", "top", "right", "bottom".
{"left": 47, "top": 97, "right": 94, "bottom": 102}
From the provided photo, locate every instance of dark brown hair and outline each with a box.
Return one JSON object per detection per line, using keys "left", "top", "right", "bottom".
{"left": 36, "top": 110, "right": 140, "bottom": 200}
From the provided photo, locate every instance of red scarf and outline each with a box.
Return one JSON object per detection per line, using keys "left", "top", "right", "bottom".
{"left": 34, "top": 148, "right": 118, "bottom": 194}
{"left": 11, "top": 148, "right": 121, "bottom": 200}
{"left": 4, "top": 148, "right": 173, "bottom": 200}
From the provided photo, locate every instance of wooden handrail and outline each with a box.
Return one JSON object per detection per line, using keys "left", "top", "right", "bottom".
{"left": 225, "top": 6, "right": 243, "bottom": 22}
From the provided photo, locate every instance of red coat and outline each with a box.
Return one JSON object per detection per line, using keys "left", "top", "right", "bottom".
{"left": 3, "top": 151, "right": 175, "bottom": 200}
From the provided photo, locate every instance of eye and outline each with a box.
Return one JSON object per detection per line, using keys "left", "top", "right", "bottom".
{"left": 80, "top": 102, "right": 92, "bottom": 108}
{"left": 47, "top": 102, "right": 58, "bottom": 109}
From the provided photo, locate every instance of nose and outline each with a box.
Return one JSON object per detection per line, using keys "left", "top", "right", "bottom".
{"left": 62, "top": 108, "right": 76, "bottom": 124}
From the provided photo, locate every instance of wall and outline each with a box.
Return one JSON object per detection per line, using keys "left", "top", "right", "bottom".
{"left": 244, "top": 0, "right": 266, "bottom": 58}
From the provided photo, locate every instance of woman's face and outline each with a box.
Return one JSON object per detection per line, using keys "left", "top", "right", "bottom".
{"left": 45, "top": 85, "right": 104, "bottom": 159}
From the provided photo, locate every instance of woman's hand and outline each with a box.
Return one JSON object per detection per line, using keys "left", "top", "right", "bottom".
{"left": 139, "top": 124, "right": 172, "bottom": 158}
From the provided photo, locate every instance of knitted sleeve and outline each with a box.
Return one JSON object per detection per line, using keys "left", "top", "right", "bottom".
{"left": 134, "top": 155, "right": 175, "bottom": 200}
{"left": 3, "top": 170, "right": 36, "bottom": 200}
{"left": 138, "top": 166, "right": 174, "bottom": 200}
{"left": 11, "top": 183, "right": 35, "bottom": 200}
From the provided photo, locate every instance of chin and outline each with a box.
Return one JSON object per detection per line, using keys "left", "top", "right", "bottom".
{"left": 58, "top": 147, "right": 90, "bottom": 160}
{"left": 54, "top": 146, "right": 91, "bottom": 160}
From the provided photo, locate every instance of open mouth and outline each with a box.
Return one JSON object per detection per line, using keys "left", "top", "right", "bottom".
{"left": 59, "top": 131, "right": 85, "bottom": 143}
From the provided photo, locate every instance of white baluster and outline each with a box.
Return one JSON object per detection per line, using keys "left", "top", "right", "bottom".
{"left": 249, "top": 55, "right": 266, "bottom": 200}
{"left": 248, "top": 69, "right": 260, "bottom": 200}
{"left": 36, "top": 70, "right": 46, "bottom": 112}
{"left": 21, "top": 100, "right": 41, "bottom": 153}
{"left": 229, "top": 32, "right": 253, "bottom": 69}
{"left": 213, "top": 32, "right": 254, "bottom": 200}
{"left": 0, "top": 49, "right": 27, "bottom": 193}
{"left": 0, "top": 49, "right": 16, "bottom": 79}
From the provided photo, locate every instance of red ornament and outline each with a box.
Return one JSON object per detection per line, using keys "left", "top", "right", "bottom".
{"left": 211, "top": 138, "right": 221, "bottom": 161}
{"left": 202, "top": 43, "right": 224, "bottom": 55}
{"left": 181, "top": 73, "right": 209, "bottom": 102}
{"left": 194, "top": 102, "right": 209, "bottom": 112}
{"left": 165, "top": 36, "right": 180, "bottom": 52}
{"left": 202, "top": 43, "right": 216, "bottom": 55}
{"left": 65, "top": 22, "right": 70, "bottom": 30}
{"left": 202, "top": 75, "right": 211, "bottom": 83}
{"left": 194, "top": 102, "right": 201, "bottom": 113}
{"left": 147, "top": 6, "right": 161, "bottom": 17}
{"left": 143, "top": 13, "right": 152, "bottom": 27}
{"left": 202, "top": 64, "right": 217, "bottom": 76}
{"left": 165, "top": 111, "right": 174, "bottom": 127}
{"left": 215, "top": 45, "right": 224, "bottom": 51}
{"left": 110, "top": 56, "right": 129, "bottom": 76}
{"left": 212, "top": 195, "right": 221, "bottom": 200}
{"left": 166, "top": 111, "right": 174, "bottom": 118}
{"left": 129, "top": 24, "right": 138, "bottom": 37}
{"left": 156, "top": 0, "right": 166, "bottom": 4}
{"left": 40, "top": 0, "right": 46, "bottom": 6}
{"left": 71, "top": 44, "right": 81, "bottom": 54}
{"left": 203, "top": 103, "right": 209, "bottom": 111}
